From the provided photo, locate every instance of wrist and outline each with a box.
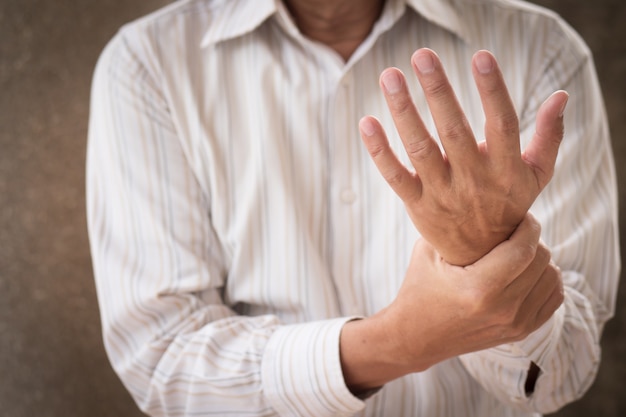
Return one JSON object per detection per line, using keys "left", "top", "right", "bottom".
{"left": 339, "top": 311, "right": 419, "bottom": 393}
{"left": 439, "top": 232, "right": 510, "bottom": 266}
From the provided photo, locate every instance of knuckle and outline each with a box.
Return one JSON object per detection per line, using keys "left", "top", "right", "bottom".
{"left": 390, "top": 96, "right": 415, "bottom": 117}
{"left": 552, "top": 119, "right": 565, "bottom": 140}
{"left": 463, "top": 287, "right": 506, "bottom": 322}
{"left": 494, "top": 311, "right": 530, "bottom": 341}
{"left": 556, "top": 122, "right": 565, "bottom": 140}
{"left": 528, "top": 215, "right": 542, "bottom": 236}
{"left": 553, "top": 291, "right": 565, "bottom": 310}
{"left": 367, "top": 142, "right": 388, "bottom": 159}
{"left": 423, "top": 78, "right": 450, "bottom": 98}
{"left": 438, "top": 119, "right": 470, "bottom": 143}
{"left": 385, "top": 169, "right": 406, "bottom": 188}
{"left": 535, "top": 243, "right": 551, "bottom": 266}
{"left": 498, "top": 305, "right": 519, "bottom": 327}
{"left": 509, "top": 316, "right": 532, "bottom": 340}
{"left": 510, "top": 328, "right": 530, "bottom": 342}
{"left": 545, "top": 263, "right": 562, "bottom": 286}
{"left": 460, "top": 286, "right": 488, "bottom": 315}
{"left": 516, "top": 242, "right": 537, "bottom": 265}
{"left": 552, "top": 277, "right": 565, "bottom": 304}
{"left": 405, "top": 136, "right": 435, "bottom": 161}
{"left": 489, "top": 113, "right": 520, "bottom": 136}
{"left": 493, "top": 319, "right": 528, "bottom": 343}
{"left": 556, "top": 288, "right": 565, "bottom": 306}
{"left": 535, "top": 125, "right": 562, "bottom": 146}
{"left": 544, "top": 114, "right": 566, "bottom": 141}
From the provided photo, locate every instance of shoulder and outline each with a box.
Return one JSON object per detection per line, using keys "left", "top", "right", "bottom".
{"left": 111, "top": 0, "right": 214, "bottom": 54}
{"left": 120, "top": 0, "right": 228, "bottom": 35}
{"left": 452, "top": 0, "right": 591, "bottom": 60}
{"left": 94, "top": 0, "right": 226, "bottom": 87}
{"left": 100, "top": 0, "right": 238, "bottom": 61}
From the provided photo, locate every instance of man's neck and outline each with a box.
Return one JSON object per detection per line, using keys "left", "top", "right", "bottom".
{"left": 283, "top": 0, "right": 385, "bottom": 61}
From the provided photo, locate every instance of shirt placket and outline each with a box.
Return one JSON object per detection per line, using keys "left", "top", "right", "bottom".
{"left": 326, "top": 69, "right": 364, "bottom": 317}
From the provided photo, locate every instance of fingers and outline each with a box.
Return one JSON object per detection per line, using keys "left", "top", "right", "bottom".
{"left": 410, "top": 48, "right": 480, "bottom": 169}
{"left": 469, "top": 212, "right": 542, "bottom": 285}
{"left": 359, "top": 116, "right": 423, "bottom": 202}
{"left": 490, "top": 247, "right": 562, "bottom": 342}
{"left": 504, "top": 242, "right": 551, "bottom": 298}
{"left": 526, "top": 264, "right": 564, "bottom": 331}
{"left": 522, "top": 90, "right": 569, "bottom": 189}
{"left": 471, "top": 50, "right": 521, "bottom": 162}
{"left": 378, "top": 67, "right": 448, "bottom": 185}
{"left": 501, "top": 263, "right": 563, "bottom": 341}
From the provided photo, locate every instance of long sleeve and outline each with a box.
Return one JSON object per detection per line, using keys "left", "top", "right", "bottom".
{"left": 86, "top": 0, "right": 621, "bottom": 416}
{"left": 459, "top": 17, "right": 620, "bottom": 414}
{"left": 86, "top": 30, "right": 364, "bottom": 417}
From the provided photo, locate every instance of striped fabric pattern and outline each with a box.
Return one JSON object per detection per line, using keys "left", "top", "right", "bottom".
{"left": 86, "top": 0, "right": 620, "bottom": 416}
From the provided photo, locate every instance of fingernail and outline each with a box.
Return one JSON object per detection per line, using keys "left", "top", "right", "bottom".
{"left": 414, "top": 52, "right": 435, "bottom": 74}
{"left": 360, "top": 117, "right": 376, "bottom": 136}
{"left": 381, "top": 70, "right": 402, "bottom": 94}
{"left": 475, "top": 51, "right": 494, "bottom": 74}
{"left": 558, "top": 92, "right": 569, "bottom": 117}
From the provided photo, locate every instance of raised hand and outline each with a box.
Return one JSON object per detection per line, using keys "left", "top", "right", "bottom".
{"left": 359, "top": 48, "right": 569, "bottom": 265}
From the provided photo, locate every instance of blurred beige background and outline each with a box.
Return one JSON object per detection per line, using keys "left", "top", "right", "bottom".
{"left": 0, "top": 0, "right": 624, "bottom": 416}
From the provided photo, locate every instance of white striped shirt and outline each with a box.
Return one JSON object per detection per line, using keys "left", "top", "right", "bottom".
{"left": 86, "top": 0, "right": 620, "bottom": 416}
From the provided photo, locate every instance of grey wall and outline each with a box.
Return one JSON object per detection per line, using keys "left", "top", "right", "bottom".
{"left": 0, "top": 1, "right": 623, "bottom": 416}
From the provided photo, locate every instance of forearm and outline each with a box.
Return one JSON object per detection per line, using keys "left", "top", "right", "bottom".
{"left": 102, "top": 303, "right": 363, "bottom": 417}
{"left": 339, "top": 314, "right": 413, "bottom": 394}
{"left": 107, "top": 308, "right": 279, "bottom": 415}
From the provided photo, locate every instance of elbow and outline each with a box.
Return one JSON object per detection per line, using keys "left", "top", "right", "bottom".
{"left": 102, "top": 325, "right": 173, "bottom": 415}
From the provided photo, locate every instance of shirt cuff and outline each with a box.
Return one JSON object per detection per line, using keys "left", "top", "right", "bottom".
{"left": 458, "top": 306, "right": 565, "bottom": 404}
{"left": 261, "top": 317, "right": 365, "bottom": 417}
{"left": 467, "top": 304, "right": 564, "bottom": 370}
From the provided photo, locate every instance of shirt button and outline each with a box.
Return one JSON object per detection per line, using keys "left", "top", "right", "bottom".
{"left": 340, "top": 189, "right": 357, "bottom": 204}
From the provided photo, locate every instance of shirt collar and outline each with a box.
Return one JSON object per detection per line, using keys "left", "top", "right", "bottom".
{"left": 200, "top": 0, "right": 469, "bottom": 48}
{"left": 200, "top": 0, "right": 277, "bottom": 47}
{"left": 405, "top": 0, "right": 470, "bottom": 43}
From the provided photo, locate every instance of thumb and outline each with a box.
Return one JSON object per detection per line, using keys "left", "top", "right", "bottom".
{"left": 522, "top": 90, "right": 569, "bottom": 189}
{"left": 467, "top": 212, "right": 542, "bottom": 287}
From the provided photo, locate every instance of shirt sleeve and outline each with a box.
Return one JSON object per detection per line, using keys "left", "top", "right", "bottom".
{"left": 459, "top": 17, "right": 620, "bottom": 414}
{"left": 86, "top": 29, "right": 364, "bottom": 417}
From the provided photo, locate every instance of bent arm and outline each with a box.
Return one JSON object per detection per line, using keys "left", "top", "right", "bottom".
{"left": 87, "top": 30, "right": 363, "bottom": 417}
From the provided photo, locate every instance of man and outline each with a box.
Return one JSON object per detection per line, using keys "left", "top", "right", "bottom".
{"left": 87, "top": 0, "right": 620, "bottom": 416}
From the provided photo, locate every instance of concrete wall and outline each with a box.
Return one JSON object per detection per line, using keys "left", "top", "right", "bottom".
{"left": 1, "top": 0, "right": 623, "bottom": 415}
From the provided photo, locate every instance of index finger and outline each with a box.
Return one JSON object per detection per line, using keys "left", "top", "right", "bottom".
{"left": 379, "top": 67, "right": 448, "bottom": 186}
{"left": 359, "top": 115, "right": 423, "bottom": 202}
